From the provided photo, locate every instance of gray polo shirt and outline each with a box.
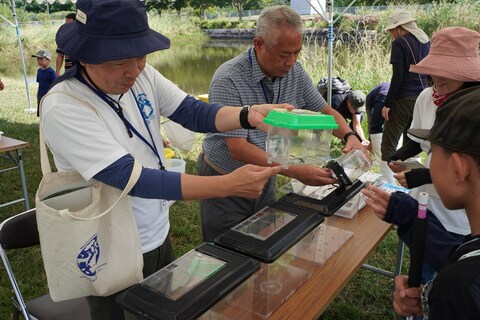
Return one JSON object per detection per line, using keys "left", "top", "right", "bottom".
{"left": 202, "top": 47, "right": 327, "bottom": 173}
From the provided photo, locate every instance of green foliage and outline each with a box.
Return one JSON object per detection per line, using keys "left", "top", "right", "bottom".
{"left": 22, "top": 0, "right": 75, "bottom": 14}
{"left": 333, "top": 12, "right": 344, "bottom": 29}
{"left": 146, "top": 0, "right": 172, "bottom": 14}
{"left": 300, "top": 30, "right": 392, "bottom": 95}
{"left": 189, "top": 0, "right": 218, "bottom": 14}
{"left": 0, "top": 2, "right": 30, "bottom": 23}
{"left": 199, "top": 18, "right": 256, "bottom": 29}
{"left": 416, "top": 0, "right": 480, "bottom": 35}
{"left": 339, "top": 13, "right": 380, "bottom": 31}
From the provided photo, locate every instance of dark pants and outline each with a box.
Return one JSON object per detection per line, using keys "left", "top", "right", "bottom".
{"left": 86, "top": 236, "right": 175, "bottom": 320}
{"left": 367, "top": 96, "right": 386, "bottom": 134}
{"left": 196, "top": 153, "right": 276, "bottom": 242}
{"left": 381, "top": 96, "right": 417, "bottom": 161}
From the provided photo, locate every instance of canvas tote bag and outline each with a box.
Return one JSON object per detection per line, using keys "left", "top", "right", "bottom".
{"left": 36, "top": 123, "right": 144, "bottom": 302}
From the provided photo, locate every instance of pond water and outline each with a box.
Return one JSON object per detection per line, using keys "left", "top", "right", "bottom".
{"left": 7, "top": 39, "right": 250, "bottom": 98}
{"left": 148, "top": 40, "right": 251, "bottom": 97}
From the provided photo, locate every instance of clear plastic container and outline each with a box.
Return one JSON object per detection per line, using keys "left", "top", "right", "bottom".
{"left": 199, "top": 275, "right": 255, "bottom": 320}
{"left": 117, "top": 244, "right": 260, "bottom": 320}
{"left": 207, "top": 228, "right": 318, "bottom": 320}
{"left": 306, "top": 185, "right": 359, "bottom": 265}
{"left": 263, "top": 109, "right": 338, "bottom": 168}
{"left": 334, "top": 149, "right": 372, "bottom": 181}
{"left": 164, "top": 147, "right": 186, "bottom": 174}
{"left": 214, "top": 204, "right": 321, "bottom": 319}
{"left": 252, "top": 235, "right": 317, "bottom": 319}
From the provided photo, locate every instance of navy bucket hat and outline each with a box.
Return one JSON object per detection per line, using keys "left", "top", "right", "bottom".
{"left": 56, "top": 0, "right": 170, "bottom": 64}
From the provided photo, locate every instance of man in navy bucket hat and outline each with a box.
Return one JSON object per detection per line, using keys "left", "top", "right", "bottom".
{"left": 42, "top": 0, "right": 291, "bottom": 318}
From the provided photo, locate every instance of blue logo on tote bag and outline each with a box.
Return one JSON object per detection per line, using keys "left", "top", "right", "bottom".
{"left": 77, "top": 234, "right": 101, "bottom": 279}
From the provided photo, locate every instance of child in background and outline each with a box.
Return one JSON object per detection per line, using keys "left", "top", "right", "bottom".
{"left": 31, "top": 49, "right": 56, "bottom": 116}
{"left": 362, "top": 86, "right": 480, "bottom": 319}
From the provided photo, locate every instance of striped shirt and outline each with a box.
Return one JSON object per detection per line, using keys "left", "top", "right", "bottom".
{"left": 202, "top": 47, "right": 327, "bottom": 173}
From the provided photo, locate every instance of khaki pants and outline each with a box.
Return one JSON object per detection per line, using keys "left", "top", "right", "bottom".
{"left": 381, "top": 96, "right": 417, "bottom": 161}
{"left": 196, "top": 152, "right": 276, "bottom": 242}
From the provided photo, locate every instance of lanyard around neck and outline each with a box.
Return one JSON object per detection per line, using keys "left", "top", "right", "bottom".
{"left": 76, "top": 71, "right": 165, "bottom": 170}
{"left": 248, "top": 47, "right": 281, "bottom": 104}
{"left": 260, "top": 80, "right": 281, "bottom": 104}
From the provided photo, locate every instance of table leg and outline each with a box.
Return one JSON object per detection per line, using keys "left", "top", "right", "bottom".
{"left": 361, "top": 234, "right": 404, "bottom": 278}
{"left": 394, "top": 239, "right": 405, "bottom": 276}
{"left": 16, "top": 149, "right": 30, "bottom": 210}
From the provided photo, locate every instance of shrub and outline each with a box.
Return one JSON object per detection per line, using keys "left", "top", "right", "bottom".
{"left": 416, "top": 0, "right": 480, "bottom": 35}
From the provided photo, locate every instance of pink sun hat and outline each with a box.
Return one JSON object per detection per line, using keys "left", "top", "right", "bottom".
{"left": 410, "top": 27, "right": 480, "bottom": 82}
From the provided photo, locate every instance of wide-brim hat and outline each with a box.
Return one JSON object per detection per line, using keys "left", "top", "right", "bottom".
{"left": 56, "top": 0, "right": 170, "bottom": 64}
{"left": 384, "top": 9, "right": 416, "bottom": 31}
{"left": 408, "top": 86, "right": 480, "bottom": 155}
{"left": 410, "top": 27, "right": 480, "bottom": 82}
{"left": 384, "top": 10, "right": 429, "bottom": 44}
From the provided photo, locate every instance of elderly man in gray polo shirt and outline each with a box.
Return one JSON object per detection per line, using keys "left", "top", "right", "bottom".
{"left": 197, "top": 5, "right": 366, "bottom": 242}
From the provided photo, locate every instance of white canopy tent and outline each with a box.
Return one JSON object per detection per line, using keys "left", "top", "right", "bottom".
{"left": 0, "top": 0, "right": 76, "bottom": 113}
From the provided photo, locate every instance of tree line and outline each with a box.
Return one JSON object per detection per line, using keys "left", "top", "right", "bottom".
{"left": 4, "top": 0, "right": 468, "bottom": 22}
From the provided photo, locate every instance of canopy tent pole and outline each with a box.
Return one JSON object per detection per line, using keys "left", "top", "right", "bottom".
{"left": 327, "top": 0, "right": 333, "bottom": 106}
{"left": 304, "top": 0, "right": 357, "bottom": 106}
{"left": 0, "top": 0, "right": 34, "bottom": 112}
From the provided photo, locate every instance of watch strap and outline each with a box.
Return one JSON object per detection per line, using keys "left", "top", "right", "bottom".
{"left": 343, "top": 131, "right": 362, "bottom": 143}
{"left": 239, "top": 105, "right": 256, "bottom": 129}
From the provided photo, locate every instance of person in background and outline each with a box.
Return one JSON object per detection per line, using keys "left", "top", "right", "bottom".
{"left": 381, "top": 9, "right": 430, "bottom": 183}
{"left": 0, "top": 78, "right": 4, "bottom": 91}
{"left": 387, "top": 27, "right": 480, "bottom": 302}
{"left": 31, "top": 49, "right": 56, "bottom": 116}
{"left": 55, "top": 13, "right": 77, "bottom": 77}
{"left": 365, "top": 82, "right": 390, "bottom": 175}
{"left": 198, "top": 5, "right": 367, "bottom": 242}
{"left": 43, "top": 1, "right": 288, "bottom": 318}
{"left": 362, "top": 86, "right": 480, "bottom": 320}
{"left": 328, "top": 89, "right": 368, "bottom": 146}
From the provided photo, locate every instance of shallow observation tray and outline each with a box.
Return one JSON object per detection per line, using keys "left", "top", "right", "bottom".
{"left": 117, "top": 243, "right": 260, "bottom": 320}
{"left": 278, "top": 179, "right": 366, "bottom": 217}
{"left": 214, "top": 202, "right": 323, "bottom": 263}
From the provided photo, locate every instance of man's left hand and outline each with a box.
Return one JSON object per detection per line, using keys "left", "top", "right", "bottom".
{"left": 343, "top": 134, "right": 370, "bottom": 162}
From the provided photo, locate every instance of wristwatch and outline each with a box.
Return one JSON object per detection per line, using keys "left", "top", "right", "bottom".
{"left": 239, "top": 105, "right": 256, "bottom": 129}
{"left": 343, "top": 131, "right": 362, "bottom": 144}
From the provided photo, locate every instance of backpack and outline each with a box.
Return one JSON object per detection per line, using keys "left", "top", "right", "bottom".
{"left": 317, "top": 77, "right": 352, "bottom": 96}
